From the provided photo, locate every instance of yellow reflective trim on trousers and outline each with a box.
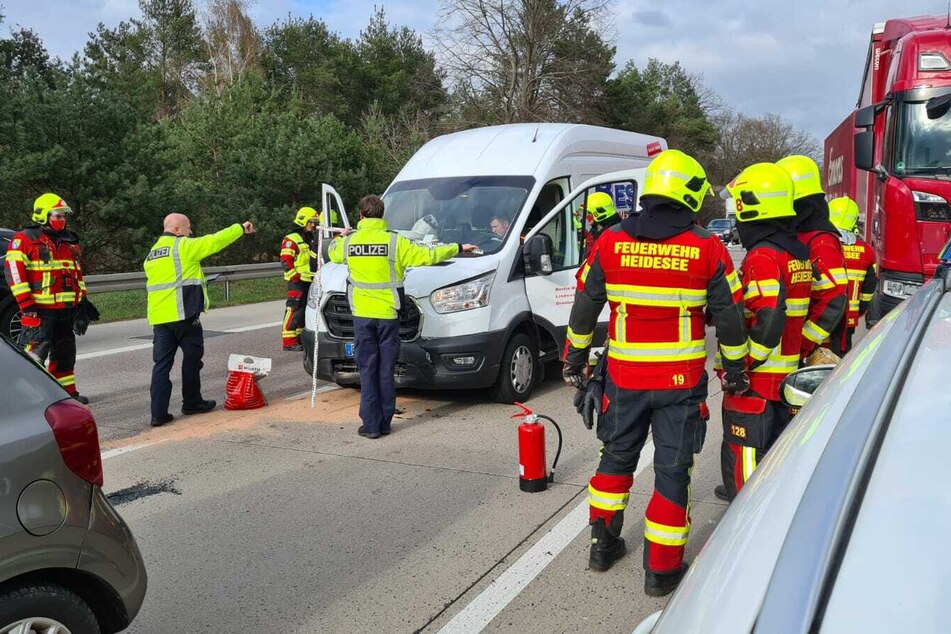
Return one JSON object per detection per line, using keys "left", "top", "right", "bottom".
{"left": 57, "top": 375, "right": 76, "bottom": 387}
{"left": 608, "top": 339, "right": 706, "bottom": 362}
{"left": 567, "top": 327, "right": 593, "bottom": 348}
{"left": 749, "top": 339, "right": 774, "bottom": 361}
{"left": 726, "top": 270, "right": 742, "bottom": 295}
{"left": 720, "top": 340, "right": 748, "bottom": 361}
{"left": 644, "top": 518, "right": 689, "bottom": 547}
{"left": 751, "top": 354, "right": 799, "bottom": 373}
{"left": 605, "top": 283, "right": 706, "bottom": 307}
{"left": 742, "top": 447, "right": 757, "bottom": 482}
{"left": 802, "top": 320, "right": 830, "bottom": 344}
{"left": 860, "top": 292, "right": 874, "bottom": 302}
{"left": 588, "top": 485, "right": 629, "bottom": 511}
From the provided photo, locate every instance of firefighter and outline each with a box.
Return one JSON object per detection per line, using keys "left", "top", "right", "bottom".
{"left": 281, "top": 207, "right": 318, "bottom": 351}
{"left": 777, "top": 155, "right": 847, "bottom": 361}
{"left": 827, "top": 196, "right": 877, "bottom": 356}
{"left": 563, "top": 149, "right": 748, "bottom": 596}
{"left": 328, "top": 195, "right": 478, "bottom": 438}
{"left": 144, "top": 214, "right": 255, "bottom": 426}
{"left": 582, "top": 191, "right": 621, "bottom": 258}
{"left": 4, "top": 193, "right": 90, "bottom": 403}
{"left": 714, "top": 163, "right": 812, "bottom": 502}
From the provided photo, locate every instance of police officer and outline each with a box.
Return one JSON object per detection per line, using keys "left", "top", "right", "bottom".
{"left": 281, "top": 207, "right": 317, "bottom": 351}
{"left": 564, "top": 149, "right": 748, "bottom": 596}
{"left": 329, "top": 195, "right": 477, "bottom": 439}
{"left": 144, "top": 213, "right": 255, "bottom": 426}
{"left": 4, "top": 193, "right": 90, "bottom": 403}
{"left": 777, "top": 155, "right": 847, "bottom": 361}
{"left": 716, "top": 163, "right": 812, "bottom": 502}
{"left": 827, "top": 196, "right": 877, "bottom": 356}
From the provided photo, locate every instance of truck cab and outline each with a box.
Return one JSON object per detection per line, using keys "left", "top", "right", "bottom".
{"left": 303, "top": 123, "right": 665, "bottom": 402}
{"left": 826, "top": 16, "right": 951, "bottom": 321}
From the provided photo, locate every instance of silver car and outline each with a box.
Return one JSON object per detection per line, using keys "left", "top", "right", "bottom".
{"left": 637, "top": 266, "right": 951, "bottom": 633}
{"left": 0, "top": 336, "right": 147, "bottom": 633}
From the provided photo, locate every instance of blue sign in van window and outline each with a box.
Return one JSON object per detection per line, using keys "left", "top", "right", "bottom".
{"left": 593, "top": 182, "right": 635, "bottom": 213}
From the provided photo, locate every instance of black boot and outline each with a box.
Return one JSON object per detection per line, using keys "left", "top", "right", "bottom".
{"left": 588, "top": 514, "right": 626, "bottom": 572}
{"left": 644, "top": 562, "right": 689, "bottom": 597}
{"left": 714, "top": 485, "right": 735, "bottom": 502}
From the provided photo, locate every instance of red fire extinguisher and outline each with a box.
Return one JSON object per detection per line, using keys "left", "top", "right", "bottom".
{"left": 513, "top": 402, "right": 563, "bottom": 493}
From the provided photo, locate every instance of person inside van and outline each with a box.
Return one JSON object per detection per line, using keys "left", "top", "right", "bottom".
{"left": 490, "top": 214, "right": 511, "bottom": 238}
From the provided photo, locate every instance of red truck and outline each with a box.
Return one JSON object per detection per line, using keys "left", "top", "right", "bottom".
{"left": 824, "top": 15, "right": 951, "bottom": 322}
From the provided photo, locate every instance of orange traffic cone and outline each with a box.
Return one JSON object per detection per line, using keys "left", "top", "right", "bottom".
{"left": 224, "top": 370, "right": 267, "bottom": 410}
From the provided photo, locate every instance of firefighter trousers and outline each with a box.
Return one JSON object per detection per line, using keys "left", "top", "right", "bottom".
{"left": 719, "top": 395, "right": 792, "bottom": 497}
{"left": 588, "top": 373, "right": 709, "bottom": 573}
{"left": 282, "top": 280, "right": 310, "bottom": 348}
{"left": 20, "top": 308, "right": 79, "bottom": 395}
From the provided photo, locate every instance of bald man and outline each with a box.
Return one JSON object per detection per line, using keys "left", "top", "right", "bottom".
{"left": 144, "top": 214, "right": 255, "bottom": 426}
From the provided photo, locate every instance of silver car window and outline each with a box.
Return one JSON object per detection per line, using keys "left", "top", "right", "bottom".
{"left": 0, "top": 342, "right": 66, "bottom": 419}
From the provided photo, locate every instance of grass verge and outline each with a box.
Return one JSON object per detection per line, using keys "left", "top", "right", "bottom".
{"left": 91, "top": 277, "right": 286, "bottom": 324}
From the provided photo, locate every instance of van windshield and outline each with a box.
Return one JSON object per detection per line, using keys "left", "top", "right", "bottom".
{"left": 708, "top": 219, "right": 731, "bottom": 229}
{"left": 382, "top": 176, "right": 535, "bottom": 255}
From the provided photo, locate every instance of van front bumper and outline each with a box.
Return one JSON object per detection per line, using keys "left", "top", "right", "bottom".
{"left": 303, "top": 328, "right": 504, "bottom": 390}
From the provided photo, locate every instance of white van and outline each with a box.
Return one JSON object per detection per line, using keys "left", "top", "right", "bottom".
{"left": 303, "top": 123, "right": 666, "bottom": 402}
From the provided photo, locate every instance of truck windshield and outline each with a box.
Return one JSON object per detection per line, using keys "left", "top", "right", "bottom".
{"left": 382, "top": 176, "right": 535, "bottom": 255}
{"left": 894, "top": 100, "right": 951, "bottom": 175}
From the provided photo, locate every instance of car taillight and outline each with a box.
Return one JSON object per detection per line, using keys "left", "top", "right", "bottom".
{"left": 44, "top": 399, "right": 104, "bottom": 487}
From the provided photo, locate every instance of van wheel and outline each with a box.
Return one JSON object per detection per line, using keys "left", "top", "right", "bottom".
{"left": 491, "top": 333, "right": 537, "bottom": 404}
{"left": 0, "top": 583, "right": 101, "bottom": 634}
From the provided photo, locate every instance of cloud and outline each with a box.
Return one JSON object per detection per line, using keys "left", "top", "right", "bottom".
{"left": 630, "top": 10, "right": 671, "bottom": 28}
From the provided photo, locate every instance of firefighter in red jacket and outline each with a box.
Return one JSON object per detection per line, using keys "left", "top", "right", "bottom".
{"left": 280, "top": 207, "right": 317, "bottom": 351}
{"left": 827, "top": 196, "right": 877, "bottom": 356}
{"left": 777, "top": 155, "right": 847, "bottom": 360}
{"left": 4, "top": 193, "right": 89, "bottom": 403}
{"left": 564, "top": 149, "right": 748, "bottom": 597}
{"left": 715, "top": 163, "right": 813, "bottom": 502}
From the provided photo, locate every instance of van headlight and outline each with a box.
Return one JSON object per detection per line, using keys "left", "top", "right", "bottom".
{"left": 431, "top": 272, "right": 495, "bottom": 314}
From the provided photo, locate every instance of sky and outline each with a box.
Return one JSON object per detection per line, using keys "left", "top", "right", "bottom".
{"left": 1, "top": 0, "right": 947, "bottom": 142}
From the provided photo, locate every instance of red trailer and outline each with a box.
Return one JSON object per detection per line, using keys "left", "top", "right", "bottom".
{"left": 824, "top": 16, "right": 951, "bottom": 321}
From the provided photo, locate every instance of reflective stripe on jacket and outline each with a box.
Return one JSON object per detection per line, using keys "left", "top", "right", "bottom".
{"left": 328, "top": 218, "right": 460, "bottom": 319}
{"left": 565, "top": 224, "right": 747, "bottom": 390}
{"left": 144, "top": 224, "right": 244, "bottom": 325}
{"left": 799, "top": 230, "right": 847, "bottom": 352}
{"left": 3, "top": 227, "right": 86, "bottom": 311}
{"left": 280, "top": 231, "right": 314, "bottom": 283}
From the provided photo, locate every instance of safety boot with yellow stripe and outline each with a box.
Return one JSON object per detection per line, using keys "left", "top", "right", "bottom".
{"left": 588, "top": 513, "right": 626, "bottom": 572}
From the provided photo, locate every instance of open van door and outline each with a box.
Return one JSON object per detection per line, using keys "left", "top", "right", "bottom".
{"left": 317, "top": 183, "right": 351, "bottom": 260}
{"left": 522, "top": 170, "right": 642, "bottom": 359}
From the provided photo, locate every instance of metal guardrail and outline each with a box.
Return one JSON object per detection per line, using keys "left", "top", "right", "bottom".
{"left": 85, "top": 262, "right": 283, "bottom": 301}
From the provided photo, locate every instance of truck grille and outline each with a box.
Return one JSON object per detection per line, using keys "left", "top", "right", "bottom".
{"left": 322, "top": 293, "right": 421, "bottom": 342}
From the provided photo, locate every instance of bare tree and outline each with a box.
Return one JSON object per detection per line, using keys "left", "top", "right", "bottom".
{"left": 710, "top": 110, "right": 820, "bottom": 186}
{"left": 203, "top": 0, "right": 262, "bottom": 93}
{"left": 435, "top": 0, "right": 615, "bottom": 124}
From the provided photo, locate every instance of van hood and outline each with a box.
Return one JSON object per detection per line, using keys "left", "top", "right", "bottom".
{"left": 319, "top": 256, "right": 500, "bottom": 298}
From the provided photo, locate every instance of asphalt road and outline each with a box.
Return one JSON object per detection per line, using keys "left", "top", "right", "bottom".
{"left": 86, "top": 244, "right": 755, "bottom": 633}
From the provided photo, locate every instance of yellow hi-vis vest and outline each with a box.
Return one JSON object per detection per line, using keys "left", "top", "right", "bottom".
{"left": 328, "top": 218, "right": 460, "bottom": 319}
{"left": 144, "top": 224, "right": 244, "bottom": 325}
{"left": 281, "top": 231, "right": 314, "bottom": 283}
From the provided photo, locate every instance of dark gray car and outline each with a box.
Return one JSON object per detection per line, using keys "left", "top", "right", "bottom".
{"left": 636, "top": 265, "right": 951, "bottom": 633}
{"left": 0, "top": 337, "right": 147, "bottom": 633}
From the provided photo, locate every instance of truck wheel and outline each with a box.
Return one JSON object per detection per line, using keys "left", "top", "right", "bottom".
{"left": 491, "top": 332, "right": 537, "bottom": 404}
{"left": 0, "top": 583, "right": 101, "bottom": 634}
{"left": 0, "top": 303, "right": 21, "bottom": 342}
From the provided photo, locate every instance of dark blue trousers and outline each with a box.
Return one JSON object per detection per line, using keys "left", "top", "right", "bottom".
{"left": 353, "top": 317, "right": 400, "bottom": 434}
{"left": 151, "top": 317, "right": 205, "bottom": 420}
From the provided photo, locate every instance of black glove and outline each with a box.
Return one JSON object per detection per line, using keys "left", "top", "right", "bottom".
{"left": 73, "top": 297, "right": 101, "bottom": 336}
{"left": 722, "top": 370, "right": 750, "bottom": 395}
{"left": 573, "top": 377, "right": 604, "bottom": 430}
{"left": 562, "top": 363, "right": 587, "bottom": 389}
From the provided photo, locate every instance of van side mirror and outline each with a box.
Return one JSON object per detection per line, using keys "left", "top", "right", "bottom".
{"left": 780, "top": 365, "right": 836, "bottom": 409}
{"left": 524, "top": 234, "right": 554, "bottom": 276}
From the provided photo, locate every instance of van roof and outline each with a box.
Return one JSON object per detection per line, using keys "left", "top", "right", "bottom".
{"left": 391, "top": 123, "right": 666, "bottom": 182}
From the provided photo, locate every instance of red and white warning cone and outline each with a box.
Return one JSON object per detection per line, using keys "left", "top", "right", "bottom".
{"left": 224, "top": 354, "right": 271, "bottom": 411}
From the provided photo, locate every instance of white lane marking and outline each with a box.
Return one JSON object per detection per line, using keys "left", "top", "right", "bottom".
{"left": 284, "top": 384, "right": 341, "bottom": 401}
{"left": 224, "top": 321, "right": 282, "bottom": 333}
{"left": 76, "top": 321, "right": 283, "bottom": 360}
{"left": 438, "top": 441, "right": 655, "bottom": 634}
{"left": 77, "top": 343, "right": 153, "bottom": 360}
{"left": 102, "top": 439, "right": 167, "bottom": 460}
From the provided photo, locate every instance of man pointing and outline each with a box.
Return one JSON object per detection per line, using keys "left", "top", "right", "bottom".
{"left": 144, "top": 213, "right": 255, "bottom": 426}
